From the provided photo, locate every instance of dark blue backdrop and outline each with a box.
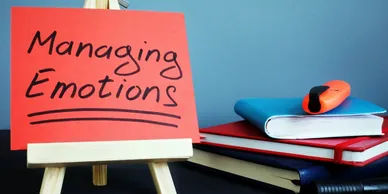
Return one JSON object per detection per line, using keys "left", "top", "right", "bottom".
{"left": 2, "top": 0, "right": 388, "bottom": 129}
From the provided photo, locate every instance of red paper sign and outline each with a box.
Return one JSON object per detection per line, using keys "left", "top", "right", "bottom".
{"left": 10, "top": 7, "right": 200, "bottom": 150}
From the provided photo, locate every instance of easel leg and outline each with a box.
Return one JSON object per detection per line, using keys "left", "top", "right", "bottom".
{"left": 93, "top": 165, "right": 107, "bottom": 186}
{"left": 40, "top": 167, "right": 66, "bottom": 194}
{"left": 148, "top": 162, "right": 177, "bottom": 194}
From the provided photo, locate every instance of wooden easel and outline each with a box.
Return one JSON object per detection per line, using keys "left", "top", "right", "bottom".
{"left": 27, "top": 1, "right": 194, "bottom": 194}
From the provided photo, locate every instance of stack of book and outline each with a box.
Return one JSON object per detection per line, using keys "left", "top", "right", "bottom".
{"left": 188, "top": 97, "right": 388, "bottom": 193}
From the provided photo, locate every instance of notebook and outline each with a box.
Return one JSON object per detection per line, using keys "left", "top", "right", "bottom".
{"left": 234, "top": 96, "right": 386, "bottom": 139}
{"left": 199, "top": 117, "right": 388, "bottom": 166}
{"left": 188, "top": 144, "right": 388, "bottom": 193}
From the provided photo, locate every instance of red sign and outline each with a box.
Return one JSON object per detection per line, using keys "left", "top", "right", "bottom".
{"left": 10, "top": 7, "right": 200, "bottom": 150}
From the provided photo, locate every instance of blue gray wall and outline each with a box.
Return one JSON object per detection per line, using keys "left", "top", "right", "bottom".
{"left": 2, "top": 0, "right": 388, "bottom": 129}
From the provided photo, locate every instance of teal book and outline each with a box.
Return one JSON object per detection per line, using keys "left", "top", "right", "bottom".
{"left": 234, "top": 97, "right": 386, "bottom": 139}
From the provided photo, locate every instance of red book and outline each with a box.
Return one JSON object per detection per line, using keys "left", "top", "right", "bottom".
{"left": 199, "top": 116, "right": 388, "bottom": 167}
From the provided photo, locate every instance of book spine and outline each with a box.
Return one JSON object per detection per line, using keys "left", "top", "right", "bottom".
{"left": 234, "top": 100, "right": 269, "bottom": 134}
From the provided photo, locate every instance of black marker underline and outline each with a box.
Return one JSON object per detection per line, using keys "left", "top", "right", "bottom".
{"left": 30, "top": 117, "right": 178, "bottom": 128}
{"left": 28, "top": 108, "right": 181, "bottom": 119}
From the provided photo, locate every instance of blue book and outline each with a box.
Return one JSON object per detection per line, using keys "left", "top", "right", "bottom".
{"left": 190, "top": 144, "right": 388, "bottom": 194}
{"left": 234, "top": 97, "right": 386, "bottom": 139}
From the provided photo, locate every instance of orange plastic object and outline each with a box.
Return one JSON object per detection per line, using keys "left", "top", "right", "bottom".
{"left": 302, "top": 80, "right": 351, "bottom": 114}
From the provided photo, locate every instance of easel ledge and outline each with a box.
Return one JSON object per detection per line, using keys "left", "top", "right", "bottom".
{"left": 27, "top": 138, "right": 193, "bottom": 168}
